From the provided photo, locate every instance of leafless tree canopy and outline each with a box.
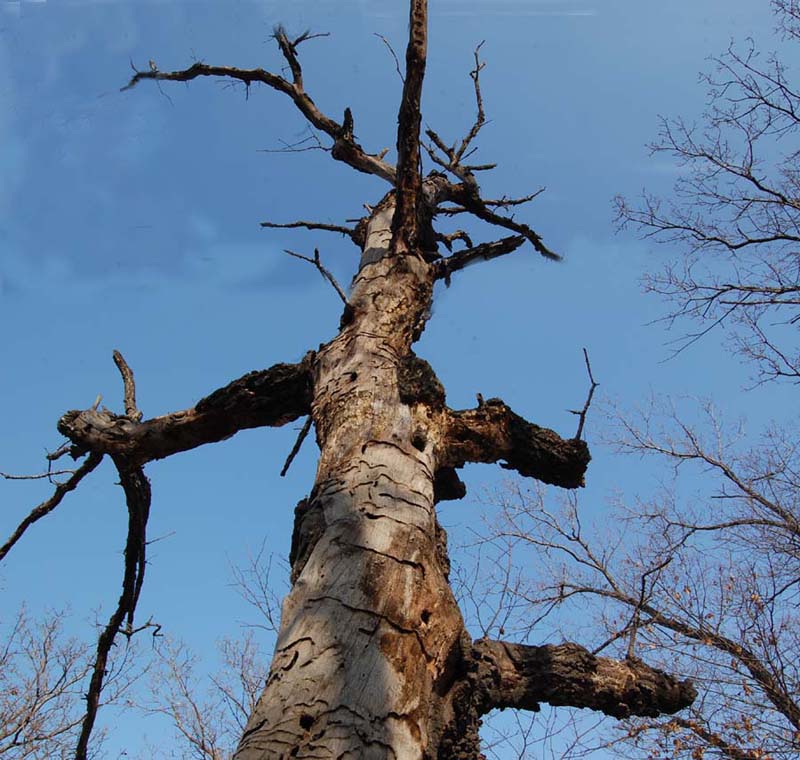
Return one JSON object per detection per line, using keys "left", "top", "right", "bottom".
{"left": 616, "top": 0, "right": 800, "bottom": 385}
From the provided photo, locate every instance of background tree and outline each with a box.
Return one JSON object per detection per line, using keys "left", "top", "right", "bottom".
{"left": 483, "top": 1, "right": 800, "bottom": 757}
{"left": 0, "top": 2, "right": 696, "bottom": 758}
{"left": 0, "top": 605, "right": 139, "bottom": 759}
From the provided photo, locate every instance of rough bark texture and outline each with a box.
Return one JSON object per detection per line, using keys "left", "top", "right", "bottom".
{"left": 228, "top": 190, "right": 648, "bottom": 759}
{"left": 234, "top": 190, "right": 466, "bottom": 760}
{"left": 58, "top": 356, "right": 314, "bottom": 466}
{"left": 474, "top": 640, "right": 697, "bottom": 718}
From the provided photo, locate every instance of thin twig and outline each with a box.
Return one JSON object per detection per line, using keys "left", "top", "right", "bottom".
{"left": 454, "top": 41, "right": 487, "bottom": 162}
{"left": 374, "top": 33, "right": 405, "bottom": 83}
{"left": 262, "top": 220, "right": 356, "bottom": 241}
{"left": 284, "top": 248, "right": 349, "bottom": 305}
{"left": 280, "top": 416, "right": 313, "bottom": 477}
{"left": 627, "top": 555, "right": 672, "bottom": 660}
{"left": 259, "top": 133, "right": 330, "bottom": 154}
{"left": 0, "top": 452, "right": 104, "bottom": 563}
{"left": 1, "top": 469, "right": 77, "bottom": 480}
{"left": 571, "top": 348, "right": 599, "bottom": 440}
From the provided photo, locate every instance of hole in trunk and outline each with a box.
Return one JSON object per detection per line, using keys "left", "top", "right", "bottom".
{"left": 299, "top": 713, "right": 314, "bottom": 730}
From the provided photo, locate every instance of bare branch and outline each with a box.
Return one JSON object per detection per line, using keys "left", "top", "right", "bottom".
{"left": 0, "top": 452, "right": 103, "bottom": 563}
{"left": 260, "top": 219, "right": 358, "bottom": 242}
{"left": 273, "top": 25, "right": 304, "bottom": 87}
{"left": 1, "top": 469, "right": 76, "bottom": 480}
{"left": 435, "top": 229, "right": 473, "bottom": 252}
{"left": 442, "top": 398, "right": 591, "bottom": 489}
{"left": 280, "top": 416, "right": 313, "bottom": 478}
{"left": 474, "top": 639, "right": 696, "bottom": 718}
{"left": 391, "top": 0, "right": 429, "bottom": 254}
{"left": 571, "top": 348, "right": 599, "bottom": 440}
{"left": 434, "top": 234, "right": 526, "bottom": 283}
{"left": 483, "top": 190, "right": 545, "bottom": 207}
{"left": 374, "top": 33, "right": 404, "bottom": 83}
{"left": 442, "top": 181, "right": 560, "bottom": 260}
{"left": 75, "top": 462, "right": 151, "bottom": 760}
{"left": 57, "top": 355, "right": 315, "bottom": 467}
{"left": 122, "top": 62, "right": 396, "bottom": 184}
{"left": 454, "top": 41, "right": 487, "bottom": 163}
{"left": 284, "top": 248, "right": 349, "bottom": 305}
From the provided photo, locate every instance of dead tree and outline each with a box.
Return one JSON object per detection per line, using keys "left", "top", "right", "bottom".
{"left": 4, "top": 2, "right": 695, "bottom": 757}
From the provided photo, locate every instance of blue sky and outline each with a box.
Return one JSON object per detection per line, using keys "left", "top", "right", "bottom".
{"left": 0, "top": 1, "right": 796, "bottom": 757}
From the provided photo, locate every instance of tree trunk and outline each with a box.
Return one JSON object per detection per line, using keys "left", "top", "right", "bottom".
{"left": 235, "top": 193, "right": 470, "bottom": 758}
{"left": 231, "top": 192, "right": 693, "bottom": 759}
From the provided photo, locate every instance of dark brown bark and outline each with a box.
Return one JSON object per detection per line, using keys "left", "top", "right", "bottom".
{"left": 58, "top": 355, "right": 314, "bottom": 466}
{"left": 0, "top": 451, "right": 104, "bottom": 563}
{"left": 473, "top": 639, "right": 696, "bottom": 718}
{"left": 443, "top": 399, "right": 591, "bottom": 488}
{"left": 392, "top": 0, "right": 428, "bottom": 254}
{"left": 75, "top": 461, "right": 151, "bottom": 760}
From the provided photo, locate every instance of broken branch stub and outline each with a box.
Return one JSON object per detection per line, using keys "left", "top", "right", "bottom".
{"left": 58, "top": 356, "right": 314, "bottom": 466}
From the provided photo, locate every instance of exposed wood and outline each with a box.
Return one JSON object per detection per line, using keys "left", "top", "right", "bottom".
{"left": 58, "top": 356, "right": 314, "bottom": 466}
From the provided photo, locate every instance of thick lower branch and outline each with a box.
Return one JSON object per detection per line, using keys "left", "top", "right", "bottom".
{"left": 58, "top": 355, "right": 314, "bottom": 466}
{"left": 474, "top": 639, "right": 696, "bottom": 719}
{"left": 441, "top": 398, "right": 590, "bottom": 488}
